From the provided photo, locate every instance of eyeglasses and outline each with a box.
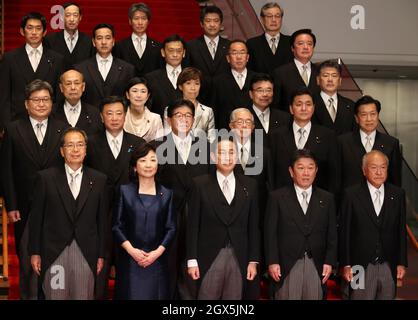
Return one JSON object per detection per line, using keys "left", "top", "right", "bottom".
{"left": 173, "top": 112, "right": 193, "bottom": 120}
{"left": 234, "top": 119, "right": 253, "bottom": 126}
{"left": 253, "top": 88, "right": 273, "bottom": 94}
{"left": 63, "top": 142, "right": 86, "bottom": 149}
{"left": 29, "top": 97, "right": 51, "bottom": 104}
{"left": 229, "top": 51, "right": 248, "bottom": 56}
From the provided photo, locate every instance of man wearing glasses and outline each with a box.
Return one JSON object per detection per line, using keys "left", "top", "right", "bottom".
{"left": 249, "top": 73, "right": 291, "bottom": 147}
{"left": 0, "top": 12, "right": 64, "bottom": 131}
{"left": 28, "top": 127, "right": 109, "bottom": 300}
{"left": 246, "top": 2, "right": 292, "bottom": 75}
{"left": 211, "top": 40, "right": 256, "bottom": 129}
{"left": 1, "top": 79, "right": 68, "bottom": 299}
{"left": 152, "top": 99, "right": 212, "bottom": 299}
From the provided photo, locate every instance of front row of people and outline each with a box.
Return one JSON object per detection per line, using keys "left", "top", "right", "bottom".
{"left": 26, "top": 125, "right": 407, "bottom": 300}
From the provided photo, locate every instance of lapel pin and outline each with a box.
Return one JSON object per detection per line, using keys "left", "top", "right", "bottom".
{"left": 89, "top": 181, "right": 93, "bottom": 188}
{"left": 118, "top": 66, "right": 122, "bottom": 71}
{"left": 315, "top": 136, "right": 321, "bottom": 144}
{"left": 243, "top": 187, "right": 248, "bottom": 197}
{"left": 128, "top": 145, "right": 134, "bottom": 152}
{"left": 390, "top": 196, "right": 394, "bottom": 200}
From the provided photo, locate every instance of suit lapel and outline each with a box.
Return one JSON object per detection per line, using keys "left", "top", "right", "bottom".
{"left": 207, "top": 174, "right": 230, "bottom": 225}
{"left": 43, "top": 119, "right": 65, "bottom": 167}
{"left": 228, "top": 174, "right": 248, "bottom": 224}
{"left": 197, "top": 36, "right": 214, "bottom": 72}
{"left": 356, "top": 183, "right": 380, "bottom": 226}
{"left": 212, "top": 38, "right": 228, "bottom": 71}
{"left": 55, "top": 167, "right": 76, "bottom": 222}
{"left": 315, "top": 96, "right": 334, "bottom": 128}
{"left": 105, "top": 59, "right": 122, "bottom": 95}
{"left": 35, "top": 50, "right": 53, "bottom": 80}
{"left": 113, "top": 132, "right": 135, "bottom": 181}
{"left": 283, "top": 187, "right": 309, "bottom": 233}
{"left": 87, "top": 59, "right": 105, "bottom": 97}
{"left": 350, "top": 131, "right": 366, "bottom": 172}
{"left": 282, "top": 128, "right": 297, "bottom": 155}
{"left": 305, "top": 125, "right": 322, "bottom": 151}
{"left": 17, "top": 47, "right": 35, "bottom": 83}
{"left": 16, "top": 118, "right": 41, "bottom": 166}
{"left": 75, "top": 167, "right": 93, "bottom": 219}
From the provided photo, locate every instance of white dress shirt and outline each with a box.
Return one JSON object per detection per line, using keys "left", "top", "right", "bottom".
{"left": 294, "top": 184, "right": 312, "bottom": 214}
{"left": 172, "top": 132, "right": 192, "bottom": 164}
{"left": 29, "top": 117, "right": 48, "bottom": 144}
{"left": 106, "top": 130, "right": 123, "bottom": 159}
{"left": 237, "top": 139, "right": 251, "bottom": 168}
{"left": 204, "top": 35, "right": 219, "bottom": 58}
{"left": 320, "top": 91, "right": 338, "bottom": 113}
{"left": 64, "top": 100, "right": 82, "bottom": 127}
{"left": 252, "top": 105, "right": 270, "bottom": 133}
{"left": 265, "top": 33, "right": 281, "bottom": 51}
{"left": 166, "top": 64, "right": 182, "bottom": 88}
{"left": 231, "top": 68, "right": 247, "bottom": 90}
{"left": 132, "top": 32, "right": 147, "bottom": 58}
{"left": 360, "top": 129, "right": 376, "bottom": 152}
{"left": 96, "top": 53, "right": 113, "bottom": 80}
{"left": 65, "top": 163, "right": 83, "bottom": 199}
{"left": 294, "top": 59, "right": 312, "bottom": 83}
{"left": 26, "top": 43, "right": 43, "bottom": 72}
{"left": 367, "top": 181, "right": 385, "bottom": 216}
{"left": 293, "top": 121, "right": 312, "bottom": 149}
{"left": 64, "top": 29, "right": 79, "bottom": 52}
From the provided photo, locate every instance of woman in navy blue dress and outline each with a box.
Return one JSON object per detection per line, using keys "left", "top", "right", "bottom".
{"left": 113, "top": 143, "right": 176, "bottom": 299}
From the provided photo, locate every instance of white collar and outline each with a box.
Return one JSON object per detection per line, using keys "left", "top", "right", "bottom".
{"left": 172, "top": 131, "right": 192, "bottom": 145}
{"left": 294, "top": 58, "right": 311, "bottom": 71}
{"left": 132, "top": 32, "right": 147, "bottom": 43}
{"left": 25, "top": 43, "right": 43, "bottom": 55}
{"left": 237, "top": 138, "right": 251, "bottom": 151}
{"left": 320, "top": 91, "right": 338, "bottom": 104}
{"left": 359, "top": 129, "right": 376, "bottom": 141}
{"left": 106, "top": 130, "right": 123, "bottom": 145}
{"left": 64, "top": 100, "right": 81, "bottom": 111}
{"left": 252, "top": 104, "right": 270, "bottom": 118}
{"left": 64, "top": 29, "right": 78, "bottom": 41}
{"left": 367, "top": 181, "right": 385, "bottom": 198}
{"left": 65, "top": 163, "right": 83, "bottom": 177}
{"left": 29, "top": 117, "right": 48, "bottom": 128}
{"left": 293, "top": 121, "right": 312, "bottom": 135}
{"left": 204, "top": 35, "right": 219, "bottom": 46}
{"left": 265, "top": 32, "right": 281, "bottom": 43}
{"left": 96, "top": 53, "right": 113, "bottom": 64}
{"left": 231, "top": 68, "right": 247, "bottom": 79}
{"left": 166, "top": 64, "right": 182, "bottom": 74}
{"left": 216, "top": 170, "right": 235, "bottom": 184}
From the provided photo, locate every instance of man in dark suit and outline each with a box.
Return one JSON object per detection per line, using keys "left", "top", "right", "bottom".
{"left": 339, "top": 150, "right": 407, "bottom": 300}
{"left": 269, "top": 88, "right": 338, "bottom": 193}
{"left": 211, "top": 40, "right": 256, "bottom": 129}
{"left": 187, "top": 138, "right": 260, "bottom": 300}
{"left": 272, "top": 29, "right": 320, "bottom": 111}
{"left": 1, "top": 80, "right": 67, "bottom": 299}
{"left": 29, "top": 127, "right": 108, "bottom": 299}
{"left": 265, "top": 148, "right": 337, "bottom": 299}
{"left": 0, "top": 12, "right": 64, "bottom": 130}
{"left": 229, "top": 107, "right": 273, "bottom": 299}
{"left": 313, "top": 60, "right": 356, "bottom": 135}
{"left": 247, "top": 2, "right": 292, "bottom": 75}
{"left": 44, "top": 3, "right": 94, "bottom": 69}
{"left": 53, "top": 69, "right": 102, "bottom": 137}
{"left": 86, "top": 96, "right": 145, "bottom": 299}
{"left": 144, "top": 34, "right": 185, "bottom": 118}
{"left": 113, "top": 3, "right": 162, "bottom": 77}
{"left": 249, "top": 73, "right": 291, "bottom": 147}
{"left": 337, "top": 95, "right": 402, "bottom": 191}
{"left": 152, "top": 99, "right": 212, "bottom": 299}
{"left": 186, "top": 5, "right": 230, "bottom": 106}
{"left": 74, "top": 23, "right": 135, "bottom": 108}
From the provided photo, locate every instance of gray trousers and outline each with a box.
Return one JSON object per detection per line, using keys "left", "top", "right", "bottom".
{"left": 198, "top": 247, "right": 243, "bottom": 300}
{"left": 350, "top": 262, "right": 395, "bottom": 300}
{"left": 275, "top": 254, "right": 323, "bottom": 300}
{"left": 19, "top": 222, "right": 38, "bottom": 300}
{"left": 43, "top": 240, "right": 95, "bottom": 300}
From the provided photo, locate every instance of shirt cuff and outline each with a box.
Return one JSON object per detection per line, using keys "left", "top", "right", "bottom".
{"left": 187, "top": 259, "right": 198, "bottom": 268}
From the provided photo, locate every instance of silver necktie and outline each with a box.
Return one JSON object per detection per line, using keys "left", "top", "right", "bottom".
{"left": 365, "top": 135, "right": 372, "bottom": 152}
{"left": 271, "top": 37, "right": 277, "bottom": 54}
{"left": 209, "top": 40, "right": 216, "bottom": 59}
{"left": 69, "top": 36, "right": 75, "bottom": 52}
{"left": 374, "top": 189, "right": 382, "bottom": 215}
{"left": 30, "top": 48, "right": 40, "bottom": 72}
{"left": 100, "top": 59, "right": 109, "bottom": 80}
{"left": 301, "top": 65, "right": 309, "bottom": 86}
{"left": 136, "top": 36, "right": 144, "bottom": 58}
{"left": 328, "top": 97, "right": 336, "bottom": 122}
{"left": 297, "top": 127, "right": 306, "bottom": 149}
{"left": 240, "top": 146, "right": 248, "bottom": 169}
{"left": 35, "top": 122, "right": 44, "bottom": 144}
{"left": 112, "top": 138, "right": 119, "bottom": 159}
{"left": 69, "top": 172, "right": 80, "bottom": 199}
{"left": 301, "top": 191, "right": 309, "bottom": 214}
{"left": 222, "top": 178, "right": 232, "bottom": 204}
{"left": 236, "top": 73, "right": 244, "bottom": 89}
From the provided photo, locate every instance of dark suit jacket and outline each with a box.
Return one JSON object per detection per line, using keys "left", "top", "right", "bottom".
{"left": 337, "top": 130, "right": 402, "bottom": 191}
{"left": 186, "top": 36, "right": 230, "bottom": 106}
{"left": 113, "top": 36, "right": 162, "bottom": 77}
{"left": 0, "top": 117, "right": 67, "bottom": 251}
{"left": 312, "top": 93, "right": 356, "bottom": 136}
{"left": 52, "top": 101, "right": 103, "bottom": 137}
{"left": 0, "top": 46, "right": 64, "bottom": 127}
{"left": 86, "top": 130, "right": 145, "bottom": 203}
{"left": 250, "top": 106, "right": 291, "bottom": 148}
{"left": 339, "top": 182, "right": 407, "bottom": 282}
{"left": 74, "top": 57, "right": 135, "bottom": 108}
{"left": 211, "top": 69, "right": 256, "bottom": 129}
{"left": 234, "top": 141, "right": 273, "bottom": 227}
{"left": 145, "top": 68, "right": 182, "bottom": 118}
{"left": 246, "top": 33, "right": 292, "bottom": 75}
{"left": 264, "top": 186, "right": 337, "bottom": 288}
{"left": 187, "top": 173, "right": 260, "bottom": 289}
{"left": 28, "top": 165, "right": 108, "bottom": 278}
{"left": 44, "top": 30, "right": 94, "bottom": 69}
{"left": 269, "top": 124, "right": 338, "bottom": 193}
{"left": 272, "top": 60, "right": 320, "bottom": 111}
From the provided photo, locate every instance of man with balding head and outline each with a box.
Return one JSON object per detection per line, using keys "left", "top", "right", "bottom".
{"left": 54, "top": 69, "right": 102, "bottom": 136}
{"left": 339, "top": 150, "right": 407, "bottom": 300}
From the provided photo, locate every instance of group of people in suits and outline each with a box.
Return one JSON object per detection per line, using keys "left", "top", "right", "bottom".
{"left": 0, "top": 1, "right": 408, "bottom": 300}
